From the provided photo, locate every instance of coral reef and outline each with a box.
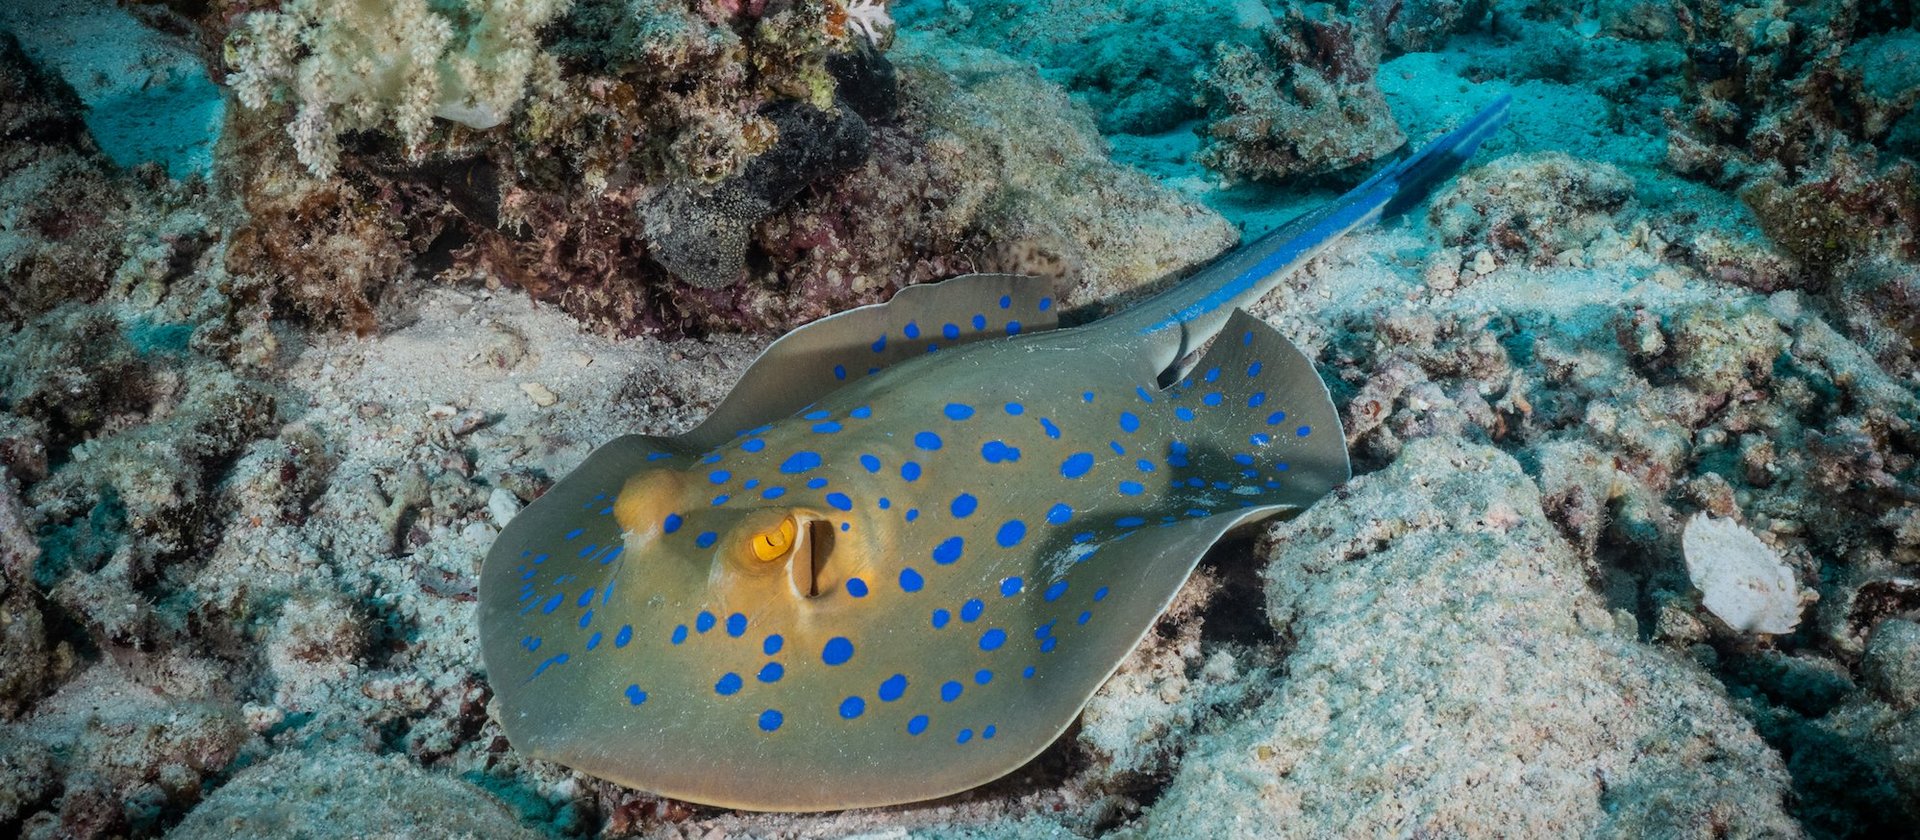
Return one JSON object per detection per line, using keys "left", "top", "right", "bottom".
{"left": 1193, "top": 5, "right": 1405, "bottom": 182}
{"left": 2, "top": 0, "right": 1920, "bottom": 836}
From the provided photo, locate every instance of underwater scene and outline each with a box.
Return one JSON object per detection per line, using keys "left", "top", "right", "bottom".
{"left": 3, "top": 0, "right": 1919, "bottom": 837}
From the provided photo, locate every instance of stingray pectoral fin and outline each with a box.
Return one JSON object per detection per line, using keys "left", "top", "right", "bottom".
{"left": 478, "top": 433, "right": 697, "bottom": 746}
{"left": 681, "top": 273, "right": 1062, "bottom": 449}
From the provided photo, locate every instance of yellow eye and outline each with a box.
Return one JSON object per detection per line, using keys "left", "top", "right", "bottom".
{"left": 750, "top": 517, "right": 797, "bottom": 562}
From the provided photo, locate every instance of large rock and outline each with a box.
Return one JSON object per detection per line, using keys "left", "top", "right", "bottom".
{"left": 1136, "top": 439, "right": 1798, "bottom": 838}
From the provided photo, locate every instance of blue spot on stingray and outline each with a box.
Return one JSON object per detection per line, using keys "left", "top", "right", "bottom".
{"left": 851, "top": 405, "right": 873, "bottom": 419}
{"left": 1040, "top": 418, "right": 1062, "bottom": 439}
{"left": 696, "top": 611, "right": 716, "bottom": 633}
{"left": 540, "top": 593, "right": 563, "bottom": 614}
{"left": 1233, "top": 453, "right": 1255, "bottom": 466}
{"left": 813, "top": 421, "right": 843, "bottom": 434}
{"left": 847, "top": 577, "right": 869, "bottom": 597}
{"left": 1078, "top": 610, "right": 1093, "bottom": 625}
{"left": 709, "top": 470, "right": 732, "bottom": 485}
{"left": 996, "top": 520, "right": 1026, "bottom": 547}
{"left": 1136, "top": 386, "right": 1155, "bottom": 403}
{"left": 1119, "top": 412, "right": 1141, "bottom": 433}
{"left": 807, "top": 477, "right": 829, "bottom": 489}
{"left": 764, "top": 634, "right": 784, "bottom": 655}
{"left": 944, "top": 403, "right": 974, "bottom": 420}
{"left": 586, "top": 632, "right": 602, "bottom": 650}
{"left": 1137, "top": 459, "right": 1156, "bottom": 472}
{"left": 1204, "top": 366, "right": 1221, "bottom": 383}
{"left": 1007, "top": 320, "right": 1023, "bottom": 335}
{"left": 727, "top": 613, "right": 747, "bottom": 637}
{"left": 906, "top": 508, "right": 921, "bottom": 521}
{"left": 742, "top": 438, "right": 766, "bottom": 453}
{"left": 1061, "top": 453, "right": 1094, "bottom": 478}
{"left": 716, "top": 673, "right": 743, "bottom": 695}
{"left": 822, "top": 637, "right": 855, "bottom": 665}
{"left": 696, "top": 531, "right": 718, "bottom": 548}
{"left": 615, "top": 625, "right": 633, "bottom": 647}
{"left": 1176, "top": 407, "right": 1196, "bottom": 422}
{"left": 981, "top": 440, "right": 1021, "bottom": 463}
{"left": 1247, "top": 360, "right": 1264, "bottom": 377}
{"left": 998, "top": 295, "right": 1012, "bottom": 309}
{"left": 943, "top": 323, "right": 961, "bottom": 340}
{"left": 915, "top": 431, "right": 943, "bottom": 450}
{"left": 871, "top": 335, "right": 887, "bottom": 353}
{"left": 577, "top": 588, "right": 596, "bottom": 607}
{"left": 879, "top": 497, "right": 892, "bottom": 509}
{"left": 758, "top": 662, "right": 784, "bottom": 683}
{"left": 1119, "top": 481, "right": 1145, "bottom": 496}
{"left": 900, "top": 568, "right": 925, "bottom": 592}
{"left": 625, "top": 685, "right": 647, "bottom": 705}
{"left": 1266, "top": 411, "right": 1288, "bottom": 425}
{"left": 1004, "top": 402, "right": 1025, "bottom": 415}
{"left": 932, "top": 608, "right": 952, "bottom": 628}
{"left": 1041, "top": 637, "right": 1059, "bottom": 653}
{"left": 672, "top": 625, "right": 688, "bottom": 644}
{"left": 1083, "top": 391, "right": 1095, "bottom": 403}
{"left": 962, "top": 598, "right": 984, "bottom": 622}
{"left": 578, "top": 610, "right": 594, "bottom": 628}
{"left": 780, "top": 452, "right": 823, "bottom": 473}
{"left": 879, "top": 674, "right": 907, "bottom": 701}
{"left": 1203, "top": 392, "right": 1224, "bottom": 407}
{"left": 1023, "top": 666, "right": 1037, "bottom": 679}
{"left": 565, "top": 528, "right": 583, "bottom": 541}
{"left": 905, "top": 322, "right": 921, "bottom": 339}
{"left": 1046, "top": 503, "right": 1073, "bottom": 524}
{"left": 1117, "top": 516, "right": 1146, "bottom": 528}
{"left": 762, "top": 486, "right": 788, "bottom": 499}
{"left": 1250, "top": 432, "right": 1272, "bottom": 446}
{"left": 1044, "top": 581, "right": 1069, "bottom": 602}
{"left": 1110, "top": 441, "right": 1126, "bottom": 455}
{"left": 833, "top": 364, "right": 847, "bottom": 380}
{"left": 759, "top": 709, "right": 783, "bottom": 731}
{"left": 908, "top": 715, "right": 929, "bottom": 735}
{"left": 1000, "top": 576, "right": 1024, "bottom": 597}
{"left": 901, "top": 461, "right": 923, "bottom": 482}
{"left": 972, "top": 314, "right": 987, "bottom": 330}
{"left": 1094, "top": 586, "right": 1110, "bottom": 601}
{"left": 941, "top": 681, "right": 963, "bottom": 702}
{"left": 711, "top": 494, "right": 730, "bottom": 506}
{"left": 1297, "top": 426, "right": 1312, "bottom": 437}
{"left": 663, "top": 513, "right": 684, "bottom": 534}
{"left": 976, "top": 669, "right": 993, "bottom": 685}
{"left": 805, "top": 409, "right": 831, "bottom": 420}
{"left": 932, "top": 536, "right": 965, "bottom": 565}
{"left": 521, "top": 636, "right": 541, "bottom": 651}
{"left": 1039, "top": 297, "right": 1053, "bottom": 310}
{"left": 985, "top": 725, "right": 997, "bottom": 739}
{"left": 840, "top": 696, "right": 866, "bottom": 719}
{"left": 951, "top": 493, "right": 978, "bottom": 518}
{"left": 979, "top": 628, "right": 1006, "bottom": 650}
{"left": 957, "top": 729, "right": 974, "bottom": 744}
{"left": 826, "top": 492, "right": 852, "bottom": 511}
{"left": 860, "top": 453, "right": 881, "bottom": 473}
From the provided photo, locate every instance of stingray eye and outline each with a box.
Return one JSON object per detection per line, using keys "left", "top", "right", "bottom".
{"left": 750, "top": 517, "right": 797, "bottom": 562}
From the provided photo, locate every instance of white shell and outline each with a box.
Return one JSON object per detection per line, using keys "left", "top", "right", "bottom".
{"left": 1682, "top": 513, "right": 1806, "bottom": 635}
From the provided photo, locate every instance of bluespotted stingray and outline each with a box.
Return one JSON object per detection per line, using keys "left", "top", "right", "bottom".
{"left": 479, "top": 96, "right": 1509, "bottom": 811}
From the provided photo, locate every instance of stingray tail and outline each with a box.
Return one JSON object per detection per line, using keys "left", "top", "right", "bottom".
{"left": 1116, "top": 94, "right": 1511, "bottom": 372}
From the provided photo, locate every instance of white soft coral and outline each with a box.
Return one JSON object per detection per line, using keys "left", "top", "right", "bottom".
{"left": 225, "top": 0, "right": 570, "bottom": 178}
{"left": 842, "top": 0, "right": 893, "bottom": 47}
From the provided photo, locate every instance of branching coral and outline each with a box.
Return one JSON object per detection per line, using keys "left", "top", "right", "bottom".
{"left": 226, "top": 0, "right": 572, "bottom": 178}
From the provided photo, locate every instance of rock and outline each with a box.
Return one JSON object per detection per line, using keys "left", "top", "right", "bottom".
{"left": 1864, "top": 619, "right": 1920, "bottom": 709}
{"left": 168, "top": 747, "right": 540, "bottom": 840}
{"left": 1137, "top": 439, "right": 1797, "bottom": 837}
{"left": 1683, "top": 513, "right": 1808, "bottom": 635}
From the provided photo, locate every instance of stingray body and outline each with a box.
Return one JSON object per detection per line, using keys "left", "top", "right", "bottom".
{"left": 479, "top": 97, "right": 1508, "bottom": 811}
